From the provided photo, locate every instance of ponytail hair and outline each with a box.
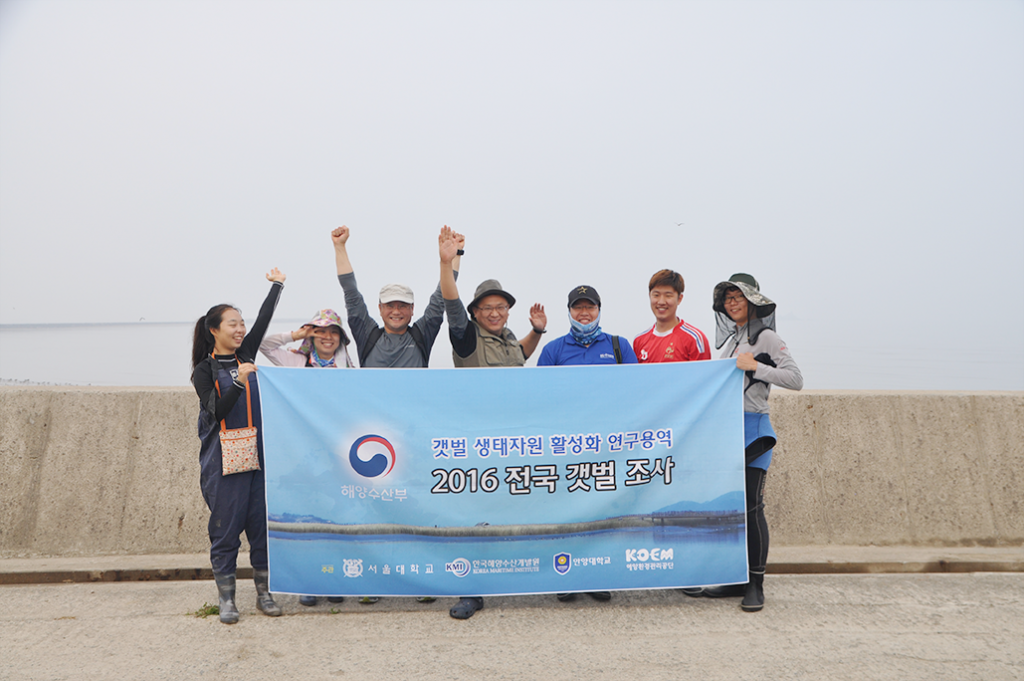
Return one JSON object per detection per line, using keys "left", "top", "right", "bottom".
{"left": 190, "top": 304, "right": 236, "bottom": 383}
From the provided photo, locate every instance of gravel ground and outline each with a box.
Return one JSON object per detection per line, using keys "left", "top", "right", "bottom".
{"left": 1, "top": 573, "right": 1021, "bottom": 681}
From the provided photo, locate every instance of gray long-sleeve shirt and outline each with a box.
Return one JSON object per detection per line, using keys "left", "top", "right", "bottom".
{"left": 338, "top": 272, "right": 452, "bottom": 368}
{"left": 720, "top": 327, "right": 803, "bottom": 414}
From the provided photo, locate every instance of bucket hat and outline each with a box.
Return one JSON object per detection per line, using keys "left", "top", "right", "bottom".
{"left": 469, "top": 279, "right": 516, "bottom": 315}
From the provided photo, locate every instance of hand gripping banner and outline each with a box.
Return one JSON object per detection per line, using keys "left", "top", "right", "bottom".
{"left": 258, "top": 359, "right": 747, "bottom": 596}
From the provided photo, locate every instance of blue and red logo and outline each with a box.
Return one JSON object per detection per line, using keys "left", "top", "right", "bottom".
{"left": 349, "top": 434, "right": 397, "bottom": 479}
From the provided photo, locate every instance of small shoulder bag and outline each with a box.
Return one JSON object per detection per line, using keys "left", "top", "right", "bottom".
{"left": 213, "top": 364, "right": 261, "bottom": 476}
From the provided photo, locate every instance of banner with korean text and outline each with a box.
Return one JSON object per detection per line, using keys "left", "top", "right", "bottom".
{"left": 259, "top": 359, "right": 747, "bottom": 596}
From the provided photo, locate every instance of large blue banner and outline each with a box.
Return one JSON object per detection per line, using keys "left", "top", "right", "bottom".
{"left": 259, "top": 359, "right": 747, "bottom": 596}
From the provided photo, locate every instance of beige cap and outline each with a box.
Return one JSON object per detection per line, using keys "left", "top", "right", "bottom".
{"left": 379, "top": 283, "right": 414, "bottom": 305}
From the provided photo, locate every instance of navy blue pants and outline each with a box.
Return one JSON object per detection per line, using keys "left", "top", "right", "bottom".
{"left": 200, "top": 465, "right": 268, "bottom": 575}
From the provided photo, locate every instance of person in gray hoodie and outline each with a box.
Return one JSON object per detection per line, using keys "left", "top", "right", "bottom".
{"left": 685, "top": 273, "right": 803, "bottom": 612}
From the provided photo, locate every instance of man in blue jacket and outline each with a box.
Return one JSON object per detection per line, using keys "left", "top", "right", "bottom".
{"left": 536, "top": 284, "right": 637, "bottom": 602}
{"left": 537, "top": 285, "right": 638, "bottom": 367}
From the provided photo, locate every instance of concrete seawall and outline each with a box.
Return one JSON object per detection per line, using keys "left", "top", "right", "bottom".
{"left": 1, "top": 387, "right": 1021, "bottom": 559}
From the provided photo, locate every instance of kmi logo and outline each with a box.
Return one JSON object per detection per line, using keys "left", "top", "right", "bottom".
{"left": 625, "top": 548, "right": 674, "bottom": 562}
{"left": 445, "top": 558, "right": 471, "bottom": 578}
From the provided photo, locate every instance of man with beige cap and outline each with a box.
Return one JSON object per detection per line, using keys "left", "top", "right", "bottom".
{"left": 332, "top": 225, "right": 459, "bottom": 368}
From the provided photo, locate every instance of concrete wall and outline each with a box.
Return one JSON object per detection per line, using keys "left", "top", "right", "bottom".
{"left": 1, "top": 387, "right": 1021, "bottom": 558}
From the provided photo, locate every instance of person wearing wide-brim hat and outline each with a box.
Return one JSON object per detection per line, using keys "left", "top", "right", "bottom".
{"left": 257, "top": 308, "right": 353, "bottom": 608}
{"left": 440, "top": 252, "right": 548, "bottom": 621}
{"left": 448, "top": 278, "right": 548, "bottom": 368}
{"left": 685, "top": 273, "right": 803, "bottom": 612}
{"left": 259, "top": 308, "right": 355, "bottom": 369}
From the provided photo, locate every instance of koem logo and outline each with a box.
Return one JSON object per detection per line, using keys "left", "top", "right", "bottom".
{"left": 445, "top": 558, "right": 471, "bottom": 578}
{"left": 349, "top": 434, "right": 397, "bottom": 479}
{"left": 625, "top": 548, "right": 674, "bottom": 562}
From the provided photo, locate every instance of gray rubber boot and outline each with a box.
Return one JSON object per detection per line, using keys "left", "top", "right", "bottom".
{"left": 214, "top": 573, "right": 239, "bottom": 624}
{"left": 253, "top": 569, "right": 282, "bottom": 616}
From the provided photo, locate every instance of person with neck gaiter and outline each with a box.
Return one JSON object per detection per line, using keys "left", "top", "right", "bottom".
{"left": 258, "top": 308, "right": 352, "bottom": 608}
{"left": 536, "top": 285, "right": 639, "bottom": 368}
{"left": 536, "top": 284, "right": 637, "bottom": 603}
{"left": 259, "top": 309, "right": 355, "bottom": 369}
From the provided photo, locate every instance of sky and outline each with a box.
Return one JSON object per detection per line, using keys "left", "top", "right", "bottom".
{"left": 1, "top": 0, "right": 1022, "bottom": 389}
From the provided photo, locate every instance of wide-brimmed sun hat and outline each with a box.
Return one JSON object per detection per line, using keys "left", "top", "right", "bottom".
{"left": 298, "top": 309, "right": 350, "bottom": 351}
{"left": 712, "top": 273, "right": 776, "bottom": 317}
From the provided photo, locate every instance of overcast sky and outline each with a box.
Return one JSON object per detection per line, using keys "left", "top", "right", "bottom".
{"left": 1, "top": 0, "right": 1022, "bottom": 389}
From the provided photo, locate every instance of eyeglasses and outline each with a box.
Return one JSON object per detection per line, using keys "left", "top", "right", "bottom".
{"left": 571, "top": 303, "right": 598, "bottom": 312}
{"left": 382, "top": 302, "right": 412, "bottom": 311}
{"left": 724, "top": 295, "right": 746, "bottom": 305}
{"left": 477, "top": 304, "right": 509, "bottom": 314}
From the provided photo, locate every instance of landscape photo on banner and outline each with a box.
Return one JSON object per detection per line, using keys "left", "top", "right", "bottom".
{"left": 258, "top": 360, "right": 748, "bottom": 596}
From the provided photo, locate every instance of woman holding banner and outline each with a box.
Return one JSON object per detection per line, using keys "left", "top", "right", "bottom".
{"left": 687, "top": 273, "right": 803, "bottom": 612}
{"left": 190, "top": 268, "right": 286, "bottom": 624}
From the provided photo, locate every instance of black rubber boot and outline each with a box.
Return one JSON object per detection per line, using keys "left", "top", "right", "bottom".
{"left": 214, "top": 573, "right": 239, "bottom": 624}
{"left": 253, "top": 569, "right": 282, "bottom": 616}
{"left": 741, "top": 571, "right": 764, "bottom": 612}
{"left": 449, "top": 597, "right": 484, "bottom": 620}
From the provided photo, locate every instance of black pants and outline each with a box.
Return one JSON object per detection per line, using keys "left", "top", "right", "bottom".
{"left": 746, "top": 466, "right": 768, "bottom": 573}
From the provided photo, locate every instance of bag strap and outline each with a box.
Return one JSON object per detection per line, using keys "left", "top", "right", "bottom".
{"left": 409, "top": 324, "right": 428, "bottom": 365}
{"left": 612, "top": 335, "right": 623, "bottom": 364}
{"left": 360, "top": 327, "right": 384, "bottom": 365}
{"left": 212, "top": 354, "right": 253, "bottom": 430}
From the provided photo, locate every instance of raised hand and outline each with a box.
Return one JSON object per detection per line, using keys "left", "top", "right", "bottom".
{"left": 439, "top": 225, "right": 459, "bottom": 265}
{"left": 266, "top": 267, "right": 286, "bottom": 283}
{"left": 291, "top": 325, "right": 315, "bottom": 341}
{"left": 331, "top": 226, "right": 350, "bottom": 249}
{"left": 529, "top": 303, "right": 547, "bottom": 332}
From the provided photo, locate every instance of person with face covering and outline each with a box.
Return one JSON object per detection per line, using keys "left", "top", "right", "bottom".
{"left": 190, "top": 268, "right": 287, "bottom": 624}
{"left": 537, "top": 284, "right": 637, "bottom": 603}
{"left": 259, "top": 309, "right": 354, "bottom": 369}
{"left": 684, "top": 273, "right": 803, "bottom": 612}
{"left": 258, "top": 308, "right": 352, "bottom": 608}
{"left": 536, "top": 285, "right": 638, "bottom": 367}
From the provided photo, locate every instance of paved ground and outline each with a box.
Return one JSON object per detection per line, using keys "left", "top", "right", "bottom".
{"left": 2, "top": 572, "right": 1022, "bottom": 681}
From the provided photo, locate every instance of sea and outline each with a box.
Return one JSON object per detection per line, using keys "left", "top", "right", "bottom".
{"left": 0, "top": 320, "right": 1021, "bottom": 390}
